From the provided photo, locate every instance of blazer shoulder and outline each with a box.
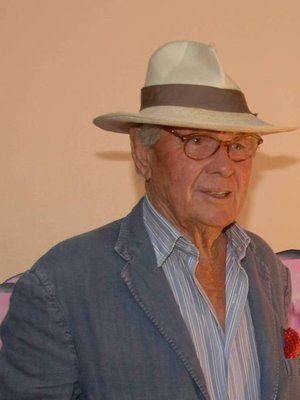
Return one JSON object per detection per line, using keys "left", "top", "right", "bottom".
{"left": 246, "top": 230, "right": 274, "bottom": 254}
{"left": 52, "top": 218, "right": 123, "bottom": 253}
{"left": 245, "top": 229, "right": 289, "bottom": 278}
{"left": 246, "top": 230, "right": 283, "bottom": 262}
{"left": 245, "top": 229, "right": 290, "bottom": 295}
{"left": 29, "top": 218, "right": 125, "bottom": 282}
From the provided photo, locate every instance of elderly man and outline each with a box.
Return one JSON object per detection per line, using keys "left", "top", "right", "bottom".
{"left": 0, "top": 41, "right": 299, "bottom": 399}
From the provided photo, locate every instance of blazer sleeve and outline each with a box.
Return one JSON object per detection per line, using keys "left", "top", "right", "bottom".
{"left": 0, "top": 270, "right": 79, "bottom": 399}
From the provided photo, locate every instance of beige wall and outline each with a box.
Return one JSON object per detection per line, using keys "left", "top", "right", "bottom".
{"left": 1, "top": 0, "right": 299, "bottom": 281}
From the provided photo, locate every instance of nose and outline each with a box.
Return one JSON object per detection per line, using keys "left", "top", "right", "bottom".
{"left": 205, "top": 144, "right": 235, "bottom": 177}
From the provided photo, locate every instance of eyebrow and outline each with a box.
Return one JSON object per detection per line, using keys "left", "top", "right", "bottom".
{"left": 172, "top": 129, "right": 241, "bottom": 138}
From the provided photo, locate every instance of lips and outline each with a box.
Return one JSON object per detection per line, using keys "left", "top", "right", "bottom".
{"left": 200, "top": 189, "right": 232, "bottom": 199}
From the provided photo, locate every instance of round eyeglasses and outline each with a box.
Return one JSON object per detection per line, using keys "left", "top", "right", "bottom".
{"left": 161, "top": 127, "right": 263, "bottom": 161}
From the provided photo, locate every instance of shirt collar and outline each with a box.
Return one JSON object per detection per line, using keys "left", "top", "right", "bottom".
{"left": 224, "top": 223, "right": 251, "bottom": 262}
{"left": 143, "top": 196, "right": 251, "bottom": 267}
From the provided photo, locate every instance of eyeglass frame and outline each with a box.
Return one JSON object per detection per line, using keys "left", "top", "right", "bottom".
{"left": 160, "top": 126, "right": 263, "bottom": 161}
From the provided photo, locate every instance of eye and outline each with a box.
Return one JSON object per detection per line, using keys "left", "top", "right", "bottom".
{"left": 230, "top": 141, "right": 246, "bottom": 151}
{"left": 188, "top": 136, "right": 205, "bottom": 146}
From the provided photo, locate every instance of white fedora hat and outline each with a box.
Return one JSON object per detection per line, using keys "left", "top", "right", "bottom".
{"left": 93, "top": 40, "right": 297, "bottom": 135}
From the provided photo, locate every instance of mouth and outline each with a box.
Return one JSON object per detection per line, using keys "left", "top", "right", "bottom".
{"left": 201, "top": 190, "right": 232, "bottom": 199}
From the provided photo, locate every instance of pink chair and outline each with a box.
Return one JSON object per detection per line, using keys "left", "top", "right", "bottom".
{"left": 0, "top": 273, "right": 22, "bottom": 348}
{"left": 277, "top": 250, "right": 300, "bottom": 334}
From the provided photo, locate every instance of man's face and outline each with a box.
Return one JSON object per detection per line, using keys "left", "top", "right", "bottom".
{"left": 133, "top": 127, "right": 255, "bottom": 232}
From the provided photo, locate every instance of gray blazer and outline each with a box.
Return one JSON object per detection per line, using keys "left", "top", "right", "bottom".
{"left": 0, "top": 199, "right": 299, "bottom": 399}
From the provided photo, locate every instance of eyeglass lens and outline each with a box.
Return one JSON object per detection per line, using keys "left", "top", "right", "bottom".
{"left": 185, "top": 135, "right": 259, "bottom": 161}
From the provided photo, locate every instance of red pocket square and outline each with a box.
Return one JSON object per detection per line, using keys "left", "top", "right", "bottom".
{"left": 284, "top": 327, "right": 300, "bottom": 358}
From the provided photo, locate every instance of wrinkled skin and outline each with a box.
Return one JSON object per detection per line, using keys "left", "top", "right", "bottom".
{"left": 130, "top": 127, "right": 253, "bottom": 249}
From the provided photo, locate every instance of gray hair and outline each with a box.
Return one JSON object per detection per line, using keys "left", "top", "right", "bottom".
{"left": 138, "top": 124, "right": 161, "bottom": 147}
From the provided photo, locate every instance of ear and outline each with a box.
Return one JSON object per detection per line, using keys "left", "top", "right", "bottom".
{"left": 129, "top": 127, "right": 152, "bottom": 181}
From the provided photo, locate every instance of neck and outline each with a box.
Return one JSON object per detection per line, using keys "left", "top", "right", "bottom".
{"left": 146, "top": 195, "right": 227, "bottom": 261}
{"left": 187, "top": 225, "right": 227, "bottom": 263}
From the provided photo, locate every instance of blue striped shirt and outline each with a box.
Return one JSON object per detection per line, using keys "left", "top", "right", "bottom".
{"left": 143, "top": 196, "right": 260, "bottom": 400}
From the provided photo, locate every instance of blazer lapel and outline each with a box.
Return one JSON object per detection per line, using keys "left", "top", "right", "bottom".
{"left": 115, "top": 200, "right": 210, "bottom": 400}
{"left": 242, "top": 245, "right": 281, "bottom": 400}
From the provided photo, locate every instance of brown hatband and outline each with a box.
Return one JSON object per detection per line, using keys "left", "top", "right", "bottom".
{"left": 140, "top": 84, "right": 253, "bottom": 114}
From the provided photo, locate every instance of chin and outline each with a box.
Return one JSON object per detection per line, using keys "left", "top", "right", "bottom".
{"left": 189, "top": 200, "right": 236, "bottom": 226}
{"left": 195, "top": 211, "right": 237, "bottom": 230}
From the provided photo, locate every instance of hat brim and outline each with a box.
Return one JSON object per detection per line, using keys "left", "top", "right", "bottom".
{"left": 93, "top": 106, "right": 297, "bottom": 135}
